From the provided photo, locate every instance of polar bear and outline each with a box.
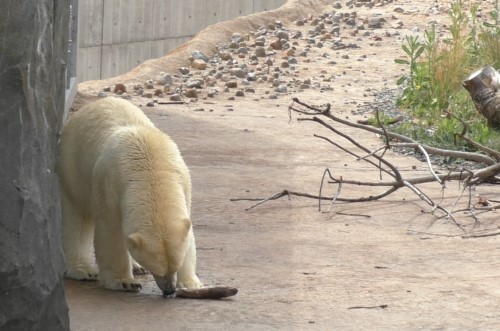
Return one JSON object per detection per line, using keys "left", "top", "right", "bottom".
{"left": 56, "top": 97, "right": 202, "bottom": 295}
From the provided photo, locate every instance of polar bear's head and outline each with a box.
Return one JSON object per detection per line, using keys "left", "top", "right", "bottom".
{"left": 127, "top": 218, "right": 191, "bottom": 296}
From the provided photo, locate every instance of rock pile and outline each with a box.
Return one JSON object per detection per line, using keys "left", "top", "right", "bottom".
{"left": 95, "top": 0, "right": 446, "bottom": 109}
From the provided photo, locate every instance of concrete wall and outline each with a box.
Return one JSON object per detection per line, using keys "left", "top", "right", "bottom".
{"left": 78, "top": 0, "right": 286, "bottom": 82}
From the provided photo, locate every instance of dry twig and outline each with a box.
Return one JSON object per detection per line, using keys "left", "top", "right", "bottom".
{"left": 233, "top": 98, "right": 500, "bottom": 231}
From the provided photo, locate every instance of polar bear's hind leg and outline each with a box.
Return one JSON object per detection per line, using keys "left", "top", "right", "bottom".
{"left": 61, "top": 191, "right": 98, "bottom": 281}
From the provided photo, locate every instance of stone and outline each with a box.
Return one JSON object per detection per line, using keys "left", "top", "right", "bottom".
{"left": 191, "top": 59, "right": 208, "bottom": 70}
{"left": 247, "top": 72, "right": 258, "bottom": 81}
{"left": 255, "top": 46, "right": 266, "bottom": 57}
{"left": 255, "top": 36, "right": 266, "bottom": 46}
{"left": 0, "top": 0, "right": 70, "bottom": 329}
{"left": 179, "top": 67, "right": 190, "bottom": 75}
{"left": 185, "top": 89, "right": 198, "bottom": 98}
{"left": 157, "top": 73, "right": 173, "bottom": 86}
{"left": 235, "top": 90, "right": 245, "bottom": 97}
{"left": 269, "top": 38, "right": 282, "bottom": 50}
{"left": 276, "top": 30, "right": 289, "bottom": 41}
{"left": 225, "top": 81, "right": 238, "bottom": 88}
{"left": 231, "top": 32, "right": 244, "bottom": 43}
{"left": 170, "top": 94, "right": 182, "bottom": 101}
{"left": 392, "top": 20, "right": 404, "bottom": 29}
{"left": 186, "top": 79, "right": 204, "bottom": 89}
{"left": 207, "top": 87, "right": 218, "bottom": 96}
{"left": 205, "top": 76, "right": 217, "bottom": 87}
{"left": 113, "top": 83, "right": 126, "bottom": 94}
{"left": 368, "top": 17, "right": 384, "bottom": 29}
{"left": 230, "top": 68, "right": 246, "bottom": 78}
{"left": 191, "top": 50, "right": 209, "bottom": 62}
{"left": 275, "top": 85, "right": 288, "bottom": 93}
{"left": 220, "top": 74, "right": 231, "bottom": 82}
{"left": 315, "top": 22, "right": 326, "bottom": 31}
{"left": 346, "top": 17, "right": 356, "bottom": 26}
{"left": 220, "top": 51, "right": 233, "bottom": 61}
{"left": 237, "top": 47, "right": 249, "bottom": 55}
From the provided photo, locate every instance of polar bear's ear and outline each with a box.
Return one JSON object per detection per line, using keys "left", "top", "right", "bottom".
{"left": 128, "top": 232, "right": 144, "bottom": 249}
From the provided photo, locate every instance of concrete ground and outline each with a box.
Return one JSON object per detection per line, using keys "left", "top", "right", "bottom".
{"left": 67, "top": 0, "right": 500, "bottom": 329}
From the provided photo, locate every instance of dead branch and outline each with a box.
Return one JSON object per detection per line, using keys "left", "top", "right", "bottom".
{"left": 232, "top": 97, "right": 500, "bottom": 231}
{"left": 348, "top": 304, "right": 388, "bottom": 310}
{"left": 291, "top": 98, "right": 495, "bottom": 165}
{"left": 446, "top": 110, "right": 500, "bottom": 162}
{"left": 462, "top": 230, "right": 500, "bottom": 239}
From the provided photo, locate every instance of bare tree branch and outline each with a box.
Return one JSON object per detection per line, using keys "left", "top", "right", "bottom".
{"left": 232, "top": 97, "right": 500, "bottom": 232}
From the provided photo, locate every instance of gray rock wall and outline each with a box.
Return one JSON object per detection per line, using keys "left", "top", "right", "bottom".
{"left": 0, "top": 1, "right": 70, "bottom": 330}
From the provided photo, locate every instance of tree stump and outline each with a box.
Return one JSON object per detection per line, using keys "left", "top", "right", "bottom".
{"left": 463, "top": 65, "right": 500, "bottom": 128}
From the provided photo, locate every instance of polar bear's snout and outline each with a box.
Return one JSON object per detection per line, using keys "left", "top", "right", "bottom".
{"left": 153, "top": 273, "right": 177, "bottom": 296}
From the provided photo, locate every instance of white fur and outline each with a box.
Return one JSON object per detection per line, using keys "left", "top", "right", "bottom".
{"left": 57, "top": 97, "right": 202, "bottom": 293}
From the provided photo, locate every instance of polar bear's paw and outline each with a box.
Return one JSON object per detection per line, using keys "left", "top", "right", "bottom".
{"left": 131, "top": 262, "right": 148, "bottom": 275}
{"left": 177, "top": 276, "right": 203, "bottom": 290}
{"left": 102, "top": 277, "right": 142, "bottom": 292}
{"left": 66, "top": 265, "right": 98, "bottom": 281}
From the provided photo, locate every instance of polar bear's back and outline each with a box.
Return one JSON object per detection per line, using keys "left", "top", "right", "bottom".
{"left": 71, "top": 97, "right": 154, "bottom": 131}
{"left": 56, "top": 97, "right": 178, "bottom": 216}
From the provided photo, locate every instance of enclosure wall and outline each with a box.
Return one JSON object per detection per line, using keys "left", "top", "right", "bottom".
{"left": 78, "top": 0, "right": 286, "bottom": 82}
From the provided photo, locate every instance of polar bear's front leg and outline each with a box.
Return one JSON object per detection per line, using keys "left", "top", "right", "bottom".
{"left": 94, "top": 221, "right": 142, "bottom": 292}
{"left": 130, "top": 253, "right": 148, "bottom": 275}
{"left": 177, "top": 230, "right": 203, "bottom": 289}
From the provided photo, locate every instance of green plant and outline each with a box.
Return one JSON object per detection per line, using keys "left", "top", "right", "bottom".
{"left": 394, "top": 35, "right": 425, "bottom": 106}
{"left": 393, "top": 0, "right": 500, "bottom": 155}
{"left": 480, "top": 0, "right": 500, "bottom": 67}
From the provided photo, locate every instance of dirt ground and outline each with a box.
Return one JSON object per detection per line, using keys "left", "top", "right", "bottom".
{"left": 66, "top": 1, "right": 500, "bottom": 330}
